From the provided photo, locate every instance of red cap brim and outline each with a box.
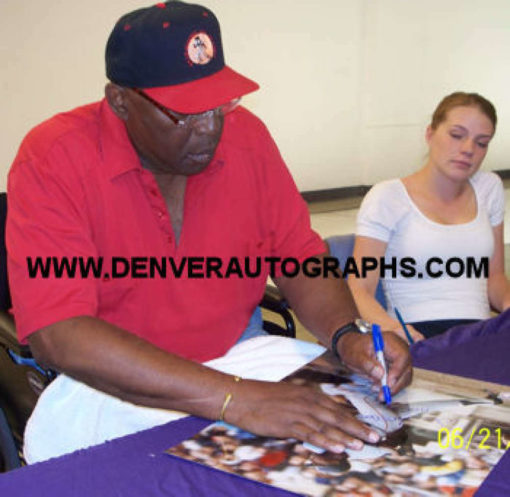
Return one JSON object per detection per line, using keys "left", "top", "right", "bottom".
{"left": 142, "top": 66, "right": 259, "bottom": 114}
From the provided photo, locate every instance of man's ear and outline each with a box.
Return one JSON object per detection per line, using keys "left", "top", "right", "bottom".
{"left": 425, "top": 125, "right": 433, "bottom": 145}
{"left": 105, "top": 83, "right": 129, "bottom": 121}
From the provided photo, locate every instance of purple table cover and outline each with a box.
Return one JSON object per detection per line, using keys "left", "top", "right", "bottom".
{"left": 411, "top": 309, "right": 510, "bottom": 497}
{"left": 1, "top": 311, "right": 509, "bottom": 496}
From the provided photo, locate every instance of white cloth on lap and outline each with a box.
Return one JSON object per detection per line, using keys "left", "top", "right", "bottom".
{"left": 23, "top": 336, "right": 325, "bottom": 464}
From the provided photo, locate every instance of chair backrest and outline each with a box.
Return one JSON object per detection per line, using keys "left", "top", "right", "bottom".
{"left": 0, "top": 193, "right": 56, "bottom": 469}
{"left": 0, "top": 193, "right": 10, "bottom": 311}
{"left": 0, "top": 405, "right": 20, "bottom": 471}
{"left": 325, "top": 234, "right": 387, "bottom": 310}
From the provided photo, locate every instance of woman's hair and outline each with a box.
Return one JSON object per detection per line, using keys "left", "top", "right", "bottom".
{"left": 430, "top": 92, "right": 497, "bottom": 131}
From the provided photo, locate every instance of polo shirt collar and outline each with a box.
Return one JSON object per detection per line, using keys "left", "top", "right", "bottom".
{"left": 99, "top": 99, "right": 142, "bottom": 180}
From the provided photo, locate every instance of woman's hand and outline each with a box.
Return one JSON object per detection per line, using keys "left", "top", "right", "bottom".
{"left": 389, "top": 323, "right": 424, "bottom": 343}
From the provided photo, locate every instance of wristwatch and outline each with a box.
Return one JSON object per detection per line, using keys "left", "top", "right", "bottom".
{"left": 354, "top": 318, "right": 372, "bottom": 334}
{"left": 331, "top": 318, "right": 372, "bottom": 360}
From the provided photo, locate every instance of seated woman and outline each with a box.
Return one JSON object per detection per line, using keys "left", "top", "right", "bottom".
{"left": 348, "top": 92, "right": 510, "bottom": 341}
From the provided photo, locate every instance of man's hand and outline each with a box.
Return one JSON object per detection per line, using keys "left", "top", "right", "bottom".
{"left": 336, "top": 331, "right": 412, "bottom": 396}
{"left": 226, "top": 379, "right": 381, "bottom": 454}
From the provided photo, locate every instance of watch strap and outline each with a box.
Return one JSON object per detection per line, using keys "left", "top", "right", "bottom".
{"left": 331, "top": 321, "right": 362, "bottom": 360}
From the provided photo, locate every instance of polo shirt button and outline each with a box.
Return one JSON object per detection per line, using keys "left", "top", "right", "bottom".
{"left": 158, "top": 211, "right": 164, "bottom": 218}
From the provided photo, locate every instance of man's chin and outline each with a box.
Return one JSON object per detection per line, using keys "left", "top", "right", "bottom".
{"left": 178, "top": 155, "right": 214, "bottom": 175}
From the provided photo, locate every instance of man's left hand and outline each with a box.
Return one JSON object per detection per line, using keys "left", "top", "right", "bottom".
{"left": 336, "top": 331, "right": 412, "bottom": 396}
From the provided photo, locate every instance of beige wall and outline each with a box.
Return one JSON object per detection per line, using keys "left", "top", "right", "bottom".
{"left": 1, "top": 0, "right": 509, "bottom": 192}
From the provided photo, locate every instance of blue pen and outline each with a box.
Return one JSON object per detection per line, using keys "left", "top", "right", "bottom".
{"left": 394, "top": 307, "right": 414, "bottom": 345}
{"left": 371, "top": 323, "right": 392, "bottom": 405}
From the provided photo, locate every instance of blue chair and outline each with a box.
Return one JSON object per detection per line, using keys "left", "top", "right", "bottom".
{"left": 325, "top": 234, "right": 387, "bottom": 309}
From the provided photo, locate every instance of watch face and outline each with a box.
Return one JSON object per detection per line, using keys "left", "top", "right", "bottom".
{"left": 355, "top": 318, "right": 372, "bottom": 334}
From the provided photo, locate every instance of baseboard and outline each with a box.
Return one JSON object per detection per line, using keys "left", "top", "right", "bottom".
{"left": 301, "top": 185, "right": 370, "bottom": 203}
{"left": 494, "top": 169, "right": 510, "bottom": 180}
{"left": 302, "top": 169, "right": 510, "bottom": 203}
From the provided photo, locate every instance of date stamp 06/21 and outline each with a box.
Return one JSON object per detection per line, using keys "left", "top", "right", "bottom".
{"left": 438, "top": 427, "right": 510, "bottom": 450}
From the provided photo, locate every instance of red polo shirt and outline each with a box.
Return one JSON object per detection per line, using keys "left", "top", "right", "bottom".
{"left": 7, "top": 100, "right": 325, "bottom": 362}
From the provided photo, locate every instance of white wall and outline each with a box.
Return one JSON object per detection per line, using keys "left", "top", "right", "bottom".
{"left": 1, "top": 0, "right": 509, "bottom": 192}
{"left": 359, "top": 0, "right": 510, "bottom": 185}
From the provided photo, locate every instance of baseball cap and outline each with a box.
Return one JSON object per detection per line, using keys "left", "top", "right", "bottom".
{"left": 106, "top": 1, "right": 259, "bottom": 113}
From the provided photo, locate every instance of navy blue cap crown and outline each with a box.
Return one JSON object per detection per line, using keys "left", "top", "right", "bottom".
{"left": 106, "top": 1, "right": 225, "bottom": 88}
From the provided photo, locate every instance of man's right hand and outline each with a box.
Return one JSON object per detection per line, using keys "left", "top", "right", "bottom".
{"left": 225, "top": 379, "right": 381, "bottom": 453}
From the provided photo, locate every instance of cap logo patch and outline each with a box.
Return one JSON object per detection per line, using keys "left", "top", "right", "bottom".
{"left": 186, "top": 31, "right": 215, "bottom": 65}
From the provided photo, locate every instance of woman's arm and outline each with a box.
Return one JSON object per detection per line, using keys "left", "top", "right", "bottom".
{"left": 348, "top": 235, "right": 424, "bottom": 341}
{"left": 487, "top": 223, "right": 510, "bottom": 312}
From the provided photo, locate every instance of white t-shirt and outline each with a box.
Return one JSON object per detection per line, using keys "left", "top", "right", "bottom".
{"left": 356, "top": 171, "right": 505, "bottom": 323}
